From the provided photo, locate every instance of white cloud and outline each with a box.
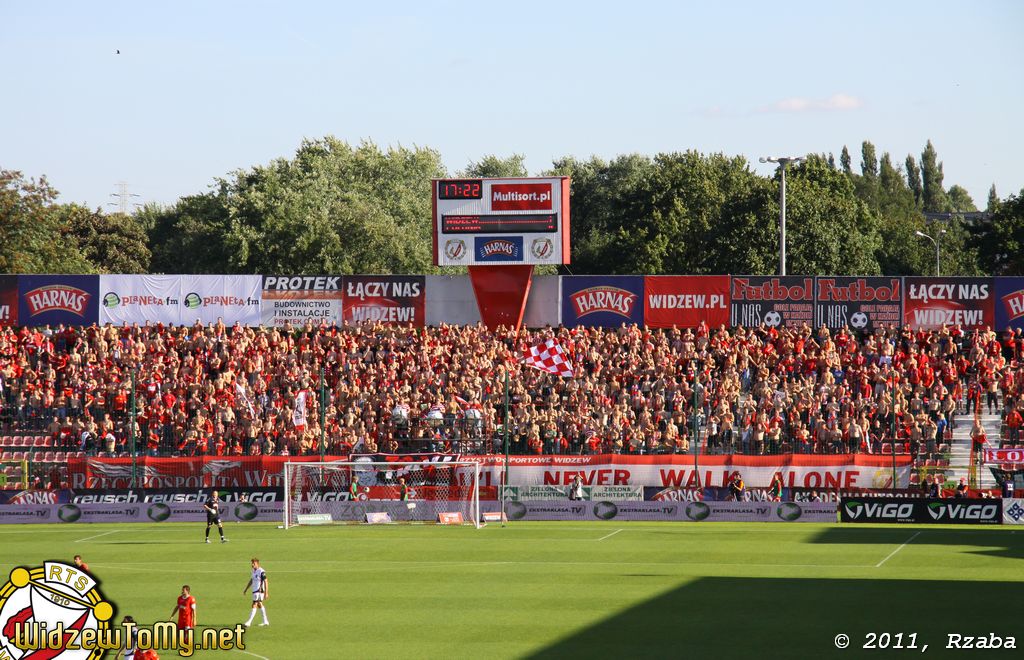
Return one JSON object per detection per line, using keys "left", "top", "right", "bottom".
{"left": 759, "top": 93, "right": 864, "bottom": 114}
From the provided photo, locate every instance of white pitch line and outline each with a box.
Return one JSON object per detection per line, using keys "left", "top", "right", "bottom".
{"left": 875, "top": 531, "right": 921, "bottom": 568}
{"left": 234, "top": 650, "right": 270, "bottom": 660}
{"left": 75, "top": 529, "right": 121, "bottom": 543}
{"left": 597, "top": 529, "right": 623, "bottom": 541}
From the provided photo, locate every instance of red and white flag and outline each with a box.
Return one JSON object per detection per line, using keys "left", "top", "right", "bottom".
{"left": 521, "top": 339, "right": 575, "bottom": 377}
{"left": 292, "top": 389, "right": 310, "bottom": 430}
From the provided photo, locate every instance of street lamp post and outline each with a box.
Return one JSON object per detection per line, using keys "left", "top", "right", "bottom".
{"left": 914, "top": 229, "right": 946, "bottom": 276}
{"left": 760, "top": 156, "right": 805, "bottom": 276}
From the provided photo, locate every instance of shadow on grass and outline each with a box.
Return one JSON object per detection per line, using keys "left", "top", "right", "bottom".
{"left": 809, "top": 527, "right": 1024, "bottom": 561}
{"left": 527, "top": 577, "right": 1021, "bottom": 660}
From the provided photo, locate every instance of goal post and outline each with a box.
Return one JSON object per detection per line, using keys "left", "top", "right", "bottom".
{"left": 283, "top": 461, "right": 482, "bottom": 529}
{"left": 0, "top": 459, "right": 29, "bottom": 489}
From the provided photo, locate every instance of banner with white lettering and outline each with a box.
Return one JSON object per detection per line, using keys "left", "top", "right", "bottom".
{"left": 644, "top": 276, "right": 730, "bottom": 328}
{"left": 500, "top": 500, "right": 837, "bottom": 522}
{"left": 730, "top": 276, "right": 815, "bottom": 329}
{"left": 98, "top": 275, "right": 182, "bottom": 325}
{"left": 261, "top": 275, "right": 342, "bottom": 327}
{"left": 179, "top": 275, "right": 262, "bottom": 326}
{"left": 0, "top": 501, "right": 285, "bottom": 524}
{"left": 903, "top": 277, "right": 994, "bottom": 331}
{"left": 0, "top": 275, "right": 17, "bottom": 327}
{"left": 814, "top": 277, "right": 902, "bottom": 331}
{"left": 994, "top": 277, "right": 1024, "bottom": 331}
{"left": 18, "top": 275, "right": 100, "bottom": 326}
{"left": 473, "top": 454, "right": 912, "bottom": 490}
{"left": 561, "top": 276, "right": 644, "bottom": 328}
{"left": 342, "top": 275, "right": 425, "bottom": 327}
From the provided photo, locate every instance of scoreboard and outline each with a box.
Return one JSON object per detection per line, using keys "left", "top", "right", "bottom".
{"left": 432, "top": 177, "right": 571, "bottom": 266}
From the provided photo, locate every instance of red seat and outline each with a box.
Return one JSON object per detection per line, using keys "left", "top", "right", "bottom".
{"left": 42, "top": 451, "right": 56, "bottom": 462}
{"left": 881, "top": 443, "right": 893, "bottom": 454}
{"left": 925, "top": 459, "right": 936, "bottom": 467}
{"left": 34, "top": 437, "right": 49, "bottom": 447}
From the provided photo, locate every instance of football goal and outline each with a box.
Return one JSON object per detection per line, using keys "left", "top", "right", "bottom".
{"left": 282, "top": 460, "right": 482, "bottom": 528}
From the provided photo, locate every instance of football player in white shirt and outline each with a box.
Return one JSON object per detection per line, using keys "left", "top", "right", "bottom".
{"left": 242, "top": 557, "right": 269, "bottom": 627}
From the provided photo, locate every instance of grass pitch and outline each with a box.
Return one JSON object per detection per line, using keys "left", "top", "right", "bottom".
{"left": 1, "top": 521, "right": 1021, "bottom": 659}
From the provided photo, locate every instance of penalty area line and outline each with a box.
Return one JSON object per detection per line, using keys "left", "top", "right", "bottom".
{"left": 233, "top": 650, "right": 270, "bottom": 660}
{"left": 597, "top": 529, "right": 623, "bottom": 541}
{"left": 75, "top": 529, "right": 121, "bottom": 543}
{"left": 875, "top": 531, "right": 921, "bottom": 568}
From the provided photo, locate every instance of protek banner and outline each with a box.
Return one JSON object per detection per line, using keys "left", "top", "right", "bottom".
{"left": 730, "top": 276, "right": 815, "bottom": 328}
{"left": 178, "top": 275, "right": 262, "bottom": 326}
{"left": 994, "top": 277, "right": 1024, "bottom": 331}
{"left": 903, "top": 277, "right": 994, "bottom": 330}
{"left": 98, "top": 275, "right": 183, "bottom": 325}
{"left": 18, "top": 275, "right": 99, "bottom": 326}
{"left": 342, "top": 275, "right": 425, "bottom": 327}
{"left": 644, "top": 276, "right": 730, "bottom": 328}
{"left": 839, "top": 496, "right": 1002, "bottom": 524}
{"left": 815, "top": 277, "right": 902, "bottom": 331}
{"left": 0, "top": 275, "right": 17, "bottom": 327}
{"left": 261, "top": 275, "right": 342, "bottom": 327}
{"left": 561, "top": 276, "right": 645, "bottom": 328}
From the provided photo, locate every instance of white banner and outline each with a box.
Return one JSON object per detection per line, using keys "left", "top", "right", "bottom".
{"left": 1003, "top": 498, "right": 1024, "bottom": 524}
{"left": 98, "top": 275, "right": 184, "bottom": 325}
{"left": 473, "top": 455, "right": 912, "bottom": 490}
{"left": 261, "top": 275, "right": 342, "bottom": 327}
{"left": 179, "top": 275, "right": 262, "bottom": 326}
{"left": 500, "top": 500, "right": 837, "bottom": 522}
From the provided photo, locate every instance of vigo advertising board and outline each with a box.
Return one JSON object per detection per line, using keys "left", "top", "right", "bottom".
{"left": 561, "top": 276, "right": 644, "bottom": 328}
{"left": 815, "top": 277, "right": 902, "bottom": 331}
{"left": 261, "top": 275, "right": 342, "bottom": 327}
{"left": 839, "top": 497, "right": 1002, "bottom": 524}
{"left": 644, "top": 276, "right": 730, "bottom": 328}
{"left": 18, "top": 275, "right": 99, "bottom": 326}
{"left": 730, "top": 276, "right": 815, "bottom": 329}
{"left": 903, "top": 277, "right": 994, "bottom": 330}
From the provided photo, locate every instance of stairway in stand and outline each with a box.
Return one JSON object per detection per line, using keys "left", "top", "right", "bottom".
{"left": 948, "top": 409, "right": 1001, "bottom": 489}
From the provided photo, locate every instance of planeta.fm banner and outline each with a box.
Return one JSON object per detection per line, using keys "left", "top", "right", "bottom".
{"left": 903, "top": 277, "right": 994, "bottom": 330}
{"left": 730, "top": 276, "right": 814, "bottom": 329}
{"left": 815, "top": 277, "right": 902, "bottom": 331}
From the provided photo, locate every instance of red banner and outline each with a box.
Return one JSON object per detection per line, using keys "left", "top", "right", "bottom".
{"left": 903, "top": 277, "right": 994, "bottom": 330}
{"left": 644, "top": 276, "right": 730, "bottom": 328}
{"left": 983, "top": 448, "right": 1024, "bottom": 464}
{"left": 0, "top": 275, "right": 16, "bottom": 327}
{"left": 66, "top": 456, "right": 335, "bottom": 489}
{"left": 342, "top": 275, "right": 425, "bottom": 327}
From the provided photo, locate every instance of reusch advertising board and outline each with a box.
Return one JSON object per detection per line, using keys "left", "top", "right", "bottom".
{"left": 730, "top": 276, "right": 815, "bottom": 329}
{"left": 0, "top": 275, "right": 17, "bottom": 327}
{"left": 18, "top": 275, "right": 99, "bottom": 326}
{"left": 644, "top": 276, "right": 730, "bottom": 328}
{"left": 815, "top": 277, "right": 902, "bottom": 331}
{"left": 903, "top": 277, "right": 994, "bottom": 330}
{"left": 561, "top": 276, "right": 644, "bottom": 328}
{"left": 261, "top": 275, "right": 343, "bottom": 327}
{"left": 342, "top": 275, "right": 425, "bottom": 327}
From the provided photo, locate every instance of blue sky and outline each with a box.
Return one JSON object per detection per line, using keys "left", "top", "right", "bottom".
{"left": 2, "top": 0, "right": 1021, "bottom": 210}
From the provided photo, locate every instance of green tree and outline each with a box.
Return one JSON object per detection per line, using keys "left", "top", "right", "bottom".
{"left": 920, "top": 140, "right": 949, "bottom": 213}
{"left": 978, "top": 190, "right": 1024, "bottom": 275}
{"left": 839, "top": 146, "right": 852, "bottom": 175}
{"left": 141, "top": 193, "right": 232, "bottom": 274}
{"left": 860, "top": 141, "right": 878, "bottom": 180}
{"left": 905, "top": 155, "right": 922, "bottom": 207}
{"left": 56, "top": 205, "right": 152, "bottom": 273}
{"left": 946, "top": 185, "right": 976, "bottom": 213}
{"left": 459, "top": 154, "right": 528, "bottom": 178}
{"left": 0, "top": 170, "right": 92, "bottom": 273}
{"left": 987, "top": 185, "right": 1000, "bottom": 212}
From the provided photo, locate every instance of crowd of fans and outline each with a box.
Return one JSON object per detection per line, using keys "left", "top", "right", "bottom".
{"left": 1, "top": 320, "right": 1023, "bottom": 459}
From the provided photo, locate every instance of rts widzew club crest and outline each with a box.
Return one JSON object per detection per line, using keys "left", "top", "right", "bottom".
{"left": 0, "top": 562, "right": 114, "bottom": 660}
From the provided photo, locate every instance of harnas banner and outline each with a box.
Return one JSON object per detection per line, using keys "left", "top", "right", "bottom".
{"left": 18, "top": 275, "right": 99, "bottom": 326}
{"left": 561, "top": 276, "right": 644, "bottom": 328}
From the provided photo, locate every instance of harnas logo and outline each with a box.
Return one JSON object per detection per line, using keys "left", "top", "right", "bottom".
{"left": 24, "top": 287, "right": 90, "bottom": 317}
{"left": 571, "top": 286, "right": 638, "bottom": 318}
{"left": 0, "top": 562, "right": 114, "bottom": 660}
{"left": 474, "top": 237, "right": 523, "bottom": 262}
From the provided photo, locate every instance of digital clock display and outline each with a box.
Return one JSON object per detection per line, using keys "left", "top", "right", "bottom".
{"left": 441, "top": 213, "right": 558, "bottom": 234}
{"left": 437, "top": 179, "right": 483, "bottom": 200}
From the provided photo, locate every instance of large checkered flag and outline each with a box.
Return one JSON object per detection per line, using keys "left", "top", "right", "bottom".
{"left": 521, "top": 338, "right": 575, "bottom": 377}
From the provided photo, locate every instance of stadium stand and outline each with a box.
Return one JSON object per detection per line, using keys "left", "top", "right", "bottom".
{"left": 1, "top": 321, "right": 1022, "bottom": 489}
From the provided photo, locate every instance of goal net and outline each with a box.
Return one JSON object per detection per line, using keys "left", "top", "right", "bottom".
{"left": 283, "top": 460, "right": 481, "bottom": 528}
